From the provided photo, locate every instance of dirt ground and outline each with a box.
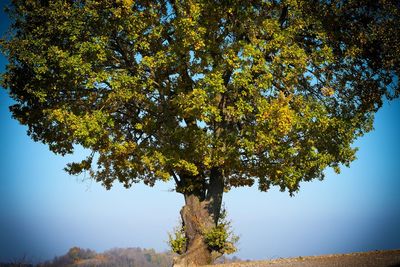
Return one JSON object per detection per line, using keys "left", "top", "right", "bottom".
{"left": 208, "top": 250, "right": 400, "bottom": 267}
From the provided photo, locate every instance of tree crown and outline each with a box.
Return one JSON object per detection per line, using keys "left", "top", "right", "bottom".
{"left": 1, "top": 0, "right": 399, "bottom": 194}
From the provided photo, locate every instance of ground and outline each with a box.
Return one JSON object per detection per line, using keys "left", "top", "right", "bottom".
{"left": 209, "top": 250, "right": 400, "bottom": 267}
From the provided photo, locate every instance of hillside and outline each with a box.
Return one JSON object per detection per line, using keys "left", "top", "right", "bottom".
{"left": 42, "top": 247, "right": 173, "bottom": 267}
{"left": 0, "top": 247, "right": 173, "bottom": 267}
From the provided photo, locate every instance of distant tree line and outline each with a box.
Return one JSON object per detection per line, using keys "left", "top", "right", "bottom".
{"left": 40, "top": 247, "right": 173, "bottom": 267}
{"left": 0, "top": 246, "right": 243, "bottom": 267}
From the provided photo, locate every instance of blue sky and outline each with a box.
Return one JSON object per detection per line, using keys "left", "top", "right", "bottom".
{"left": 0, "top": 1, "right": 399, "bottom": 264}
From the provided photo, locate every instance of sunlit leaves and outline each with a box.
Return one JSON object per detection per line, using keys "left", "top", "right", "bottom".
{"left": 1, "top": 0, "right": 398, "bottom": 194}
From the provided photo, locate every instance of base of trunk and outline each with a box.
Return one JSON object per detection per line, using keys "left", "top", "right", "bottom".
{"left": 173, "top": 236, "right": 212, "bottom": 266}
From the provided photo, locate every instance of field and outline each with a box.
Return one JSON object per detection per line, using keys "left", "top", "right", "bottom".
{"left": 209, "top": 250, "right": 400, "bottom": 267}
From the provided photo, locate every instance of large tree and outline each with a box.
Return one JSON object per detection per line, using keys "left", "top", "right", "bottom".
{"left": 1, "top": 0, "right": 399, "bottom": 265}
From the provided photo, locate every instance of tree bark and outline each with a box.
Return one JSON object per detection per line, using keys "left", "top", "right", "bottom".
{"left": 173, "top": 168, "right": 224, "bottom": 266}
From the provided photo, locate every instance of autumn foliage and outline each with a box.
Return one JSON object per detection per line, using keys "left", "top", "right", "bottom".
{"left": 1, "top": 0, "right": 399, "bottom": 265}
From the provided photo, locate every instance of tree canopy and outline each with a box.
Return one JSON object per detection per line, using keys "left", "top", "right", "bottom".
{"left": 2, "top": 0, "right": 398, "bottom": 195}
{"left": 1, "top": 1, "right": 399, "bottom": 264}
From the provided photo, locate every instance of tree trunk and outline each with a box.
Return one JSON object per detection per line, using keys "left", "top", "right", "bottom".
{"left": 173, "top": 168, "right": 224, "bottom": 266}
{"left": 173, "top": 193, "right": 213, "bottom": 266}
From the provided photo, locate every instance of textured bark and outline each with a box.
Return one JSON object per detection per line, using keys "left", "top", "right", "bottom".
{"left": 173, "top": 194, "right": 213, "bottom": 266}
{"left": 173, "top": 168, "right": 225, "bottom": 266}
{"left": 206, "top": 168, "right": 224, "bottom": 223}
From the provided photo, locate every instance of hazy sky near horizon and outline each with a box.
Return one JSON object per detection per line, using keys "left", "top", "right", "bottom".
{"left": 1, "top": 1, "right": 399, "bottom": 263}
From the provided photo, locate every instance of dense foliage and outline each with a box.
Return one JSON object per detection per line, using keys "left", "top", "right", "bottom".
{"left": 1, "top": 0, "right": 399, "bottom": 194}
{"left": 1, "top": 0, "right": 399, "bottom": 264}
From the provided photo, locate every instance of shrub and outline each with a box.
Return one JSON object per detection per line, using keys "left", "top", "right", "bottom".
{"left": 168, "top": 223, "right": 187, "bottom": 255}
{"left": 203, "top": 207, "right": 239, "bottom": 255}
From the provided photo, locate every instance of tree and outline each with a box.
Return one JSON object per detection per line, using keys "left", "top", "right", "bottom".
{"left": 1, "top": 0, "right": 399, "bottom": 265}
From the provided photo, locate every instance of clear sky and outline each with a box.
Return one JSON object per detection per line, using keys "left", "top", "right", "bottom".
{"left": 0, "top": 1, "right": 399, "bottom": 264}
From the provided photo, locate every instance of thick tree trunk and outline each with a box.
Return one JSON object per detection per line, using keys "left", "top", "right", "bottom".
{"left": 173, "top": 168, "right": 224, "bottom": 266}
{"left": 173, "top": 193, "right": 214, "bottom": 266}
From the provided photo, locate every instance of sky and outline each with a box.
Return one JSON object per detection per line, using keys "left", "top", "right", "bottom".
{"left": 0, "top": 1, "right": 400, "bottom": 264}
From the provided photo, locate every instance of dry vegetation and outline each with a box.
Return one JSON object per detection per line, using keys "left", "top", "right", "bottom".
{"left": 208, "top": 250, "right": 400, "bottom": 267}
{"left": 2, "top": 249, "right": 399, "bottom": 266}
